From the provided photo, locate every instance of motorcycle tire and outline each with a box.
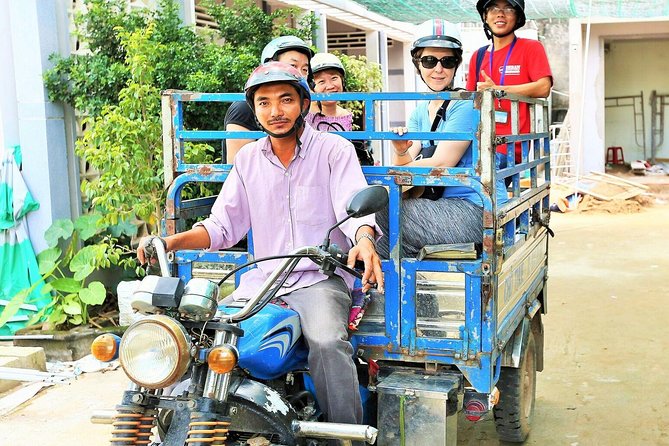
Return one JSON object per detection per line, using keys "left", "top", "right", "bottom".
{"left": 493, "top": 330, "right": 537, "bottom": 442}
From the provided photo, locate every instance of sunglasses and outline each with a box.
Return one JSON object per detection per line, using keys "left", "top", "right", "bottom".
{"left": 417, "top": 55, "right": 458, "bottom": 69}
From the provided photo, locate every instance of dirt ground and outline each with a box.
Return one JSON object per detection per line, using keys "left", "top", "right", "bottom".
{"left": 1, "top": 184, "right": 668, "bottom": 446}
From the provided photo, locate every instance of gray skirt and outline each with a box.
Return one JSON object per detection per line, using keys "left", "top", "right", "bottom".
{"left": 375, "top": 197, "right": 483, "bottom": 258}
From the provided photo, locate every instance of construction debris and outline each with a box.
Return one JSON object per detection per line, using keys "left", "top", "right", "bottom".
{"left": 630, "top": 160, "right": 648, "bottom": 175}
{"left": 551, "top": 171, "right": 652, "bottom": 213}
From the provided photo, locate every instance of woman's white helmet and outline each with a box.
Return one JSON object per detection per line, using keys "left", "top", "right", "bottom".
{"left": 410, "top": 19, "right": 463, "bottom": 58}
{"left": 310, "top": 52, "right": 346, "bottom": 77}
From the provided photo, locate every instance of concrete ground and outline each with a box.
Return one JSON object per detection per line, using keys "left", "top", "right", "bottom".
{"left": 1, "top": 189, "right": 668, "bottom": 446}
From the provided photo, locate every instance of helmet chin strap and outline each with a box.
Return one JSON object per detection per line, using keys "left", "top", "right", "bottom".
{"left": 254, "top": 90, "right": 308, "bottom": 150}
{"left": 256, "top": 113, "right": 306, "bottom": 150}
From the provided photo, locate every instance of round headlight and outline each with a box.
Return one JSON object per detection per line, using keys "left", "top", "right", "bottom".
{"left": 119, "top": 315, "right": 191, "bottom": 389}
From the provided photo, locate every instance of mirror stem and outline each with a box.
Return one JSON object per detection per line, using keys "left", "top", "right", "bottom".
{"left": 322, "top": 214, "right": 353, "bottom": 250}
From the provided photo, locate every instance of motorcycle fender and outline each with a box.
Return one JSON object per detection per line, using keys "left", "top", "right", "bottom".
{"left": 227, "top": 378, "right": 300, "bottom": 442}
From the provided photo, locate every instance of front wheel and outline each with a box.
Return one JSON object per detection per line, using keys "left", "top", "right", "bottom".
{"left": 494, "top": 330, "right": 537, "bottom": 442}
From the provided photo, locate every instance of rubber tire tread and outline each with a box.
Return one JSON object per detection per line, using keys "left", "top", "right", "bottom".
{"left": 493, "top": 330, "right": 537, "bottom": 443}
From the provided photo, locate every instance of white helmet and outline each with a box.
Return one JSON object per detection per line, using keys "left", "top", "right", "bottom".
{"left": 310, "top": 52, "right": 346, "bottom": 77}
{"left": 410, "top": 19, "right": 463, "bottom": 58}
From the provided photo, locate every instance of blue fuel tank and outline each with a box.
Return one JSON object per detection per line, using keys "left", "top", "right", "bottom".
{"left": 229, "top": 303, "right": 309, "bottom": 380}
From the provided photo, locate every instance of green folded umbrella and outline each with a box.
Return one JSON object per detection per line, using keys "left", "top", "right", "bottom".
{"left": 0, "top": 146, "right": 50, "bottom": 335}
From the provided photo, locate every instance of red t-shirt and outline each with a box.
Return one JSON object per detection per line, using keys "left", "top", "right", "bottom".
{"left": 466, "top": 38, "right": 552, "bottom": 162}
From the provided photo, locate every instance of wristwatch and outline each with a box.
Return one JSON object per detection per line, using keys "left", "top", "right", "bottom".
{"left": 356, "top": 232, "right": 376, "bottom": 249}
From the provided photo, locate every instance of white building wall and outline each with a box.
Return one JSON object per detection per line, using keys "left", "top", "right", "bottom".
{"left": 569, "top": 18, "right": 669, "bottom": 175}
{"left": 605, "top": 39, "right": 669, "bottom": 162}
{"left": 1, "top": 0, "right": 75, "bottom": 253}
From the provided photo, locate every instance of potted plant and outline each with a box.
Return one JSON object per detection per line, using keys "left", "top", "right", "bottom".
{"left": 0, "top": 213, "right": 138, "bottom": 361}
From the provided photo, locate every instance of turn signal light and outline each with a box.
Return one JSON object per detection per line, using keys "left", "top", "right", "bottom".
{"left": 91, "top": 334, "right": 121, "bottom": 362}
{"left": 207, "top": 345, "right": 238, "bottom": 374}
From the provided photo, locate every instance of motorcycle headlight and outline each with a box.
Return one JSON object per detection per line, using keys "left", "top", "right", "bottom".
{"left": 119, "top": 315, "right": 191, "bottom": 389}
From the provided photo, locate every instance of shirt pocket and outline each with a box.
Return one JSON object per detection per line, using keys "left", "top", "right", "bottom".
{"left": 295, "top": 185, "right": 329, "bottom": 227}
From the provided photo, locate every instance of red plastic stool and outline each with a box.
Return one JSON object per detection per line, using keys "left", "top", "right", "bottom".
{"left": 606, "top": 146, "right": 625, "bottom": 165}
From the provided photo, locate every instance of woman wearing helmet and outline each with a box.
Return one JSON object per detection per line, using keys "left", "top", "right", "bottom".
{"left": 223, "top": 35, "right": 314, "bottom": 163}
{"left": 306, "top": 52, "right": 375, "bottom": 166}
{"left": 466, "top": 0, "right": 552, "bottom": 164}
{"left": 306, "top": 52, "right": 353, "bottom": 133}
{"left": 375, "top": 19, "right": 509, "bottom": 259}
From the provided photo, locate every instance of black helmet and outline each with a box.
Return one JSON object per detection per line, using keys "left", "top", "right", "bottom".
{"left": 476, "top": 0, "right": 526, "bottom": 38}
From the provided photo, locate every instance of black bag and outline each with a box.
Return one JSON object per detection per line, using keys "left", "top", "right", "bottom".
{"left": 413, "top": 99, "right": 451, "bottom": 200}
{"left": 352, "top": 139, "right": 375, "bottom": 166}
{"left": 414, "top": 146, "right": 443, "bottom": 200}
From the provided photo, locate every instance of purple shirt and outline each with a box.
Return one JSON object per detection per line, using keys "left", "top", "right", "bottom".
{"left": 305, "top": 112, "right": 353, "bottom": 132}
{"left": 197, "top": 124, "right": 379, "bottom": 301}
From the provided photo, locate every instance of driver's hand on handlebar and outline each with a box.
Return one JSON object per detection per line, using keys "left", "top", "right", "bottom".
{"left": 348, "top": 234, "right": 384, "bottom": 293}
{"left": 137, "top": 235, "right": 167, "bottom": 266}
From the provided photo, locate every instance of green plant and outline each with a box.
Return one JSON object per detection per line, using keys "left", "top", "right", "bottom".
{"left": 205, "top": 0, "right": 316, "bottom": 58}
{"left": 76, "top": 23, "right": 165, "bottom": 231}
{"left": 0, "top": 214, "right": 137, "bottom": 331}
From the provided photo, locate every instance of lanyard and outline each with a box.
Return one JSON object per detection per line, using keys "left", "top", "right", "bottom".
{"left": 489, "top": 36, "right": 517, "bottom": 87}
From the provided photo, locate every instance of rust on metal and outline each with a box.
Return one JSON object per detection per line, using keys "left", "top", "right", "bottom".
{"left": 482, "top": 233, "right": 494, "bottom": 252}
{"left": 390, "top": 172, "right": 413, "bottom": 185}
{"left": 165, "top": 199, "right": 176, "bottom": 236}
{"left": 482, "top": 209, "right": 494, "bottom": 227}
{"left": 165, "top": 220, "right": 177, "bottom": 236}
{"left": 198, "top": 165, "right": 213, "bottom": 176}
{"left": 180, "top": 91, "right": 204, "bottom": 102}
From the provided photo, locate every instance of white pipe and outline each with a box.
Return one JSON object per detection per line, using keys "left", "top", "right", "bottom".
{"left": 573, "top": 0, "right": 593, "bottom": 208}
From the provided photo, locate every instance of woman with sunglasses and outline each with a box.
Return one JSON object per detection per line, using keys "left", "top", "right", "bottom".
{"left": 376, "top": 19, "right": 508, "bottom": 258}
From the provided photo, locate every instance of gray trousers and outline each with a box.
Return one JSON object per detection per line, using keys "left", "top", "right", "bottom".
{"left": 280, "top": 276, "right": 363, "bottom": 426}
{"left": 376, "top": 197, "right": 483, "bottom": 258}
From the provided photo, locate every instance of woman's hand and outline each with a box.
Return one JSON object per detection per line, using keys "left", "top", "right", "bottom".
{"left": 390, "top": 127, "right": 412, "bottom": 154}
{"left": 348, "top": 232, "right": 384, "bottom": 293}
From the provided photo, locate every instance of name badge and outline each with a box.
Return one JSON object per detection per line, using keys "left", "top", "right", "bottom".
{"left": 495, "top": 110, "right": 509, "bottom": 124}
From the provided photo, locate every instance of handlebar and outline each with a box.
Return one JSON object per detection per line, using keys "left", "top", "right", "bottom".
{"left": 148, "top": 237, "right": 171, "bottom": 278}
{"left": 150, "top": 239, "right": 363, "bottom": 324}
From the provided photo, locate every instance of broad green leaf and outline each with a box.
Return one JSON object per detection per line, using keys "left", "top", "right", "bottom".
{"left": 74, "top": 213, "right": 103, "bottom": 241}
{"left": 44, "top": 219, "right": 74, "bottom": 248}
{"left": 69, "top": 314, "right": 84, "bottom": 325}
{"left": 70, "top": 246, "right": 97, "bottom": 272}
{"left": 73, "top": 264, "right": 95, "bottom": 282}
{"left": 109, "top": 218, "right": 139, "bottom": 237}
{"left": 0, "top": 289, "right": 30, "bottom": 328}
{"left": 37, "top": 247, "right": 62, "bottom": 275}
{"left": 79, "top": 281, "right": 106, "bottom": 306}
{"left": 47, "top": 308, "right": 67, "bottom": 326}
{"left": 49, "top": 277, "right": 82, "bottom": 293}
{"left": 62, "top": 294, "right": 83, "bottom": 315}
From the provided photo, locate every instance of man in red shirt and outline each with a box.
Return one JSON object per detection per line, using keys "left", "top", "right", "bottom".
{"left": 466, "top": 0, "right": 552, "bottom": 164}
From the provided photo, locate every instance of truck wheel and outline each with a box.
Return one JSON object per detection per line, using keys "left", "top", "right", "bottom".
{"left": 494, "top": 330, "right": 536, "bottom": 442}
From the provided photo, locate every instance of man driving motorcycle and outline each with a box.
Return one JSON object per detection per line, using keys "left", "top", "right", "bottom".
{"left": 138, "top": 61, "right": 383, "bottom": 434}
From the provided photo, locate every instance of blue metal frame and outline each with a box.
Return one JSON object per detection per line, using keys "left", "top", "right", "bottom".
{"left": 160, "top": 89, "right": 551, "bottom": 393}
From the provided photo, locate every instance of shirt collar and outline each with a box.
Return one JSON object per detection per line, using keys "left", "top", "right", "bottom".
{"left": 259, "top": 123, "right": 314, "bottom": 159}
